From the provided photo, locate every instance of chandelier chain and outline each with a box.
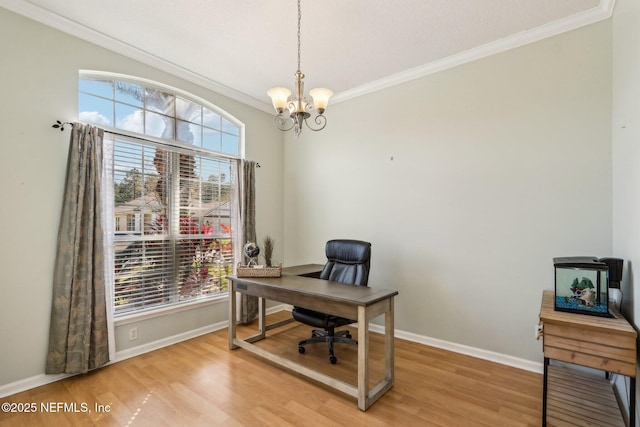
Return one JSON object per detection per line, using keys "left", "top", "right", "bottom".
{"left": 297, "top": 0, "right": 301, "bottom": 72}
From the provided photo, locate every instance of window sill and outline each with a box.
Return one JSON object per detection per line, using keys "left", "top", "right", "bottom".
{"left": 114, "top": 293, "right": 229, "bottom": 326}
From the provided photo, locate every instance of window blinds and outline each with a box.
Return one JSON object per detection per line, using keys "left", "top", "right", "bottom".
{"left": 108, "top": 135, "right": 235, "bottom": 315}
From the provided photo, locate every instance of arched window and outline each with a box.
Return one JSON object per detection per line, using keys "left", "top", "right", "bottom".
{"left": 79, "top": 72, "right": 243, "bottom": 316}
{"left": 79, "top": 72, "right": 241, "bottom": 156}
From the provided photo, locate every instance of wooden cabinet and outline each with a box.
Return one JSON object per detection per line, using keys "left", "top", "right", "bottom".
{"left": 539, "top": 290, "right": 637, "bottom": 426}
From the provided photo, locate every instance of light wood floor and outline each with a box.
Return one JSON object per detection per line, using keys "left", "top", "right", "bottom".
{"left": 1, "top": 312, "right": 543, "bottom": 426}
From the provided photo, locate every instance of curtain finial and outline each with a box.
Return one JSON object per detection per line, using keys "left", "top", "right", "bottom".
{"left": 52, "top": 120, "right": 74, "bottom": 131}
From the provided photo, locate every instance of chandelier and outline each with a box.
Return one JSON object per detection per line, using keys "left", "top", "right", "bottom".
{"left": 267, "top": 0, "right": 333, "bottom": 137}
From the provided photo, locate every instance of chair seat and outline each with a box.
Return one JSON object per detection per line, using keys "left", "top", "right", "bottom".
{"left": 292, "top": 307, "right": 354, "bottom": 329}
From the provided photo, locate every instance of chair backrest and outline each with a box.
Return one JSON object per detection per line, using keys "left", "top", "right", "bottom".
{"left": 319, "top": 239, "right": 371, "bottom": 286}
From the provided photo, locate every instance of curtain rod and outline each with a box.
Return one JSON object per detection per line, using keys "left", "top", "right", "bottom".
{"left": 53, "top": 120, "right": 163, "bottom": 143}
{"left": 51, "top": 120, "right": 260, "bottom": 168}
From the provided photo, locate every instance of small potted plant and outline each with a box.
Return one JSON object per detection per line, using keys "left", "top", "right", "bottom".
{"left": 263, "top": 235, "right": 274, "bottom": 267}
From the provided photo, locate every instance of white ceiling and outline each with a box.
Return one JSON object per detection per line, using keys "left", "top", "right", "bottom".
{"left": 2, "top": 0, "right": 613, "bottom": 113}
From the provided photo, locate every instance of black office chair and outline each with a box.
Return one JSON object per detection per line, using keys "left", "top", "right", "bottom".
{"left": 293, "top": 239, "right": 371, "bottom": 364}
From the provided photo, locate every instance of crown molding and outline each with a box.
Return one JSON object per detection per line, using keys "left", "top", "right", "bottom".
{"left": 0, "top": 0, "right": 273, "bottom": 114}
{"left": 1, "top": 0, "right": 616, "bottom": 111}
{"left": 332, "top": 0, "right": 616, "bottom": 104}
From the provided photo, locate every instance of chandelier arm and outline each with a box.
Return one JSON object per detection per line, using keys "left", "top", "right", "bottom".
{"left": 304, "top": 114, "right": 327, "bottom": 132}
{"left": 304, "top": 98, "right": 313, "bottom": 112}
{"left": 274, "top": 115, "right": 295, "bottom": 132}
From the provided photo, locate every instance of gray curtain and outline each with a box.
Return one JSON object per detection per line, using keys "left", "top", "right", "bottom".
{"left": 46, "top": 123, "right": 109, "bottom": 374}
{"left": 238, "top": 160, "right": 258, "bottom": 324}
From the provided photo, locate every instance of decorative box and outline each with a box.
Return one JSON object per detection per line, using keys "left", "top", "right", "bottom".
{"left": 236, "top": 263, "right": 282, "bottom": 278}
{"left": 553, "top": 257, "right": 610, "bottom": 317}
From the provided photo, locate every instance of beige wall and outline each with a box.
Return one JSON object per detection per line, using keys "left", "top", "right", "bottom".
{"left": 0, "top": 3, "right": 620, "bottom": 390}
{"left": 0, "top": 8, "right": 284, "bottom": 386}
{"left": 284, "top": 20, "right": 613, "bottom": 362}
{"left": 612, "top": 0, "right": 640, "bottom": 421}
{"left": 613, "top": 0, "right": 640, "bottom": 323}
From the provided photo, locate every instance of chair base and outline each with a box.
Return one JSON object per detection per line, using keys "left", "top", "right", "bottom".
{"left": 298, "top": 329, "right": 358, "bottom": 364}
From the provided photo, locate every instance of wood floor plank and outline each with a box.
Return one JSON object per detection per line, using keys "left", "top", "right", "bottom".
{"left": 0, "top": 312, "right": 544, "bottom": 426}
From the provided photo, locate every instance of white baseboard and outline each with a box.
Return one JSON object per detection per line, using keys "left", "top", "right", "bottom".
{"left": 113, "top": 320, "right": 227, "bottom": 362}
{"left": 370, "top": 324, "right": 543, "bottom": 374}
{"left": 0, "top": 373, "right": 70, "bottom": 399}
{"left": 284, "top": 304, "right": 542, "bottom": 373}
{"left": 0, "top": 305, "right": 282, "bottom": 398}
{"left": 1, "top": 305, "right": 543, "bottom": 398}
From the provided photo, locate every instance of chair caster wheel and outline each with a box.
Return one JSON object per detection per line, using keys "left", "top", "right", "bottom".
{"left": 330, "top": 356, "right": 337, "bottom": 364}
{"left": 298, "top": 346, "right": 305, "bottom": 354}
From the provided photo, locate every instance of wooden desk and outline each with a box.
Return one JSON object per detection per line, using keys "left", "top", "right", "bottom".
{"left": 539, "top": 290, "right": 637, "bottom": 426}
{"left": 228, "top": 270, "right": 398, "bottom": 411}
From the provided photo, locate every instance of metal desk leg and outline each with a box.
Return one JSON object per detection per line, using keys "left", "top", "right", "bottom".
{"left": 542, "top": 357, "right": 549, "bottom": 427}
{"left": 631, "top": 376, "right": 636, "bottom": 427}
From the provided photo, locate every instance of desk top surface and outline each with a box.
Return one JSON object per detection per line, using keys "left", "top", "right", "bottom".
{"left": 539, "top": 290, "right": 636, "bottom": 336}
{"left": 229, "top": 273, "right": 398, "bottom": 307}
{"left": 281, "top": 264, "right": 324, "bottom": 277}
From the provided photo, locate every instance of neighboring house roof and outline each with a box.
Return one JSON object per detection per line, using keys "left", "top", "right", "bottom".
{"left": 114, "top": 195, "right": 231, "bottom": 218}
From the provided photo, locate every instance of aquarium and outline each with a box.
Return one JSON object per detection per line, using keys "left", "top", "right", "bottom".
{"left": 553, "top": 257, "right": 610, "bottom": 317}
